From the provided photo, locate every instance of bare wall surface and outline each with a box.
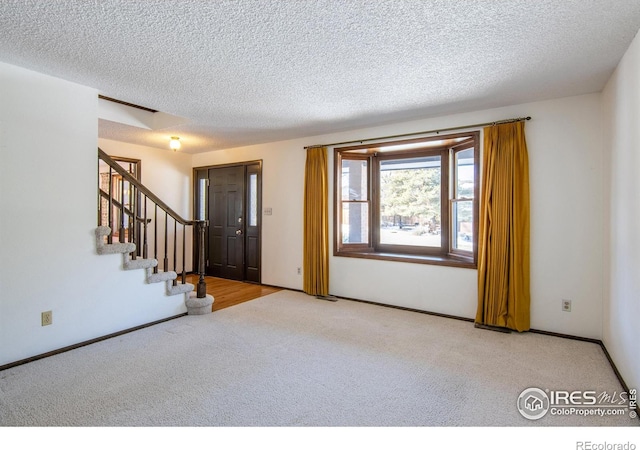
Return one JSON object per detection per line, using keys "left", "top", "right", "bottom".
{"left": 602, "top": 30, "right": 640, "bottom": 393}
{"left": 0, "top": 63, "right": 186, "bottom": 366}
{"left": 0, "top": 49, "right": 631, "bottom": 387}
{"left": 193, "top": 93, "right": 605, "bottom": 340}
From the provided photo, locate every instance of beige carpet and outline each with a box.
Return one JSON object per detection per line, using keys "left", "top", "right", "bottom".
{"left": 0, "top": 290, "right": 637, "bottom": 427}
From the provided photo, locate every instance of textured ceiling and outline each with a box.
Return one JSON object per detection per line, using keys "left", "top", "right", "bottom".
{"left": 1, "top": 1, "right": 639, "bottom": 153}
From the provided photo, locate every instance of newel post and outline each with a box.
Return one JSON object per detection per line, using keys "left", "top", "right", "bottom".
{"left": 185, "top": 220, "right": 214, "bottom": 314}
{"left": 197, "top": 220, "right": 207, "bottom": 298}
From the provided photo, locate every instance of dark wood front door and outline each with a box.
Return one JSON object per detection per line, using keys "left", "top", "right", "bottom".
{"left": 196, "top": 162, "right": 262, "bottom": 282}
{"left": 208, "top": 166, "right": 245, "bottom": 280}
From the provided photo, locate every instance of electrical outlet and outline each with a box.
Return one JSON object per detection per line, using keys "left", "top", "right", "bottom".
{"left": 41, "top": 310, "right": 52, "bottom": 326}
{"left": 562, "top": 299, "right": 571, "bottom": 312}
{"left": 297, "top": 267, "right": 301, "bottom": 275}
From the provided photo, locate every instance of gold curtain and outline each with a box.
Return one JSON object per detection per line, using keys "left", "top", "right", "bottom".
{"left": 303, "top": 146, "right": 329, "bottom": 296}
{"left": 476, "top": 121, "right": 530, "bottom": 332}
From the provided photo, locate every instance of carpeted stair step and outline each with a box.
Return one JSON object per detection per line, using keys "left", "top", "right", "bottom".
{"left": 95, "top": 226, "right": 193, "bottom": 303}
{"left": 167, "top": 281, "right": 194, "bottom": 296}
{"left": 95, "top": 226, "right": 136, "bottom": 255}
{"left": 146, "top": 268, "right": 177, "bottom": 284}
{"left": 123, "top": 258, "right": 158, "bottom": 271}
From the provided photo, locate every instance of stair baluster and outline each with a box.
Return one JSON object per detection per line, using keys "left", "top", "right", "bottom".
{"left": 182, "top": 223, "right": 186, "bottom": 285}
{"left": 108, "top": 166, "right": 113, "bottom": 244}
{"left": 154, "top": 204, "right": 158, "bottom": 274}
{"left": 143, "top": 197, "right": 148, "bottom": 259}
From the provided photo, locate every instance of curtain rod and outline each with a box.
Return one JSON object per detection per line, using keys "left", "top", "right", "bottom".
{"left": 304, "top": 116, "right": 531, "bottom": 150}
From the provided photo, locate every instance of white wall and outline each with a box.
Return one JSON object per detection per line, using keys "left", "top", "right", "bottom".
{"left": 194, "top": 93, "right": 605, "bottom": 339}
{"left": 602, "top": 30, "right": 640, "bottom": 392}
{"left": 0, "top": 63, "right": 187, "bottom": 367}
{"left": 0, "top": 58, "right": 617, "bottom": 368}
{"left": 192, "top": 142, "right": 306, "bottom": 288}
{"left": 97, "top": 138, "right": 195, "bottom": 272}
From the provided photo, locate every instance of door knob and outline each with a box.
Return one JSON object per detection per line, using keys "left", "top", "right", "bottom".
{"left": 236, "top": 229, "right": 243, "bottom": 235}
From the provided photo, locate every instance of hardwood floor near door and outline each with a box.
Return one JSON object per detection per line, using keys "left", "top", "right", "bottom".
{"left": 185, "top": 275, "right": 280, "bottom": 312}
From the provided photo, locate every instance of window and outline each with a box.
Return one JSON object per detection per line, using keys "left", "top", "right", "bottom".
{"left": 341, "top": 158, "right": 370, "bottom": 246}
{"left": 334, "top": 132, "right": 479, "bottom": 268}
{"left": 248, "top": 173, "right": 258, "bottom": 227}
{"left": 197, "top": 178, "right": 207, "bottom": 221}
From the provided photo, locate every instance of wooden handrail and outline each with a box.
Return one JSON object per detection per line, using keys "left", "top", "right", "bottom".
{"left": 99, "top": 148, "right": 195, "bottom": 226}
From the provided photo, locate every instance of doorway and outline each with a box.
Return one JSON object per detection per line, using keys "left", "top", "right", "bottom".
{"left": 194, "top": 161, "right": 262, "bottom": 283}
{"left": 98, "top": 156, "right": 142, "bottom": 247}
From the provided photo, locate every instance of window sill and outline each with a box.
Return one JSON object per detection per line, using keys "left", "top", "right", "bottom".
{"left": 335, "top": 249, "right": 477, "bottom": 269}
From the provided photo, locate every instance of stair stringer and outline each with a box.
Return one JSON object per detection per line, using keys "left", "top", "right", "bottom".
{"left": 95, "top": 226, "right": 194, "bottom": 301}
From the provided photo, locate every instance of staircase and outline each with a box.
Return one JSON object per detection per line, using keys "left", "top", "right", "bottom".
{"left": 97, "top": 148, "right": 213, "bottom": 314}
{"left": 95, "top": 225, "right": 195, "bottom": 296}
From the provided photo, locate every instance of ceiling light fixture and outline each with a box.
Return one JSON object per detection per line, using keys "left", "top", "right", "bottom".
{"left": 170, "top": 136, "right": 181, "bottom": 151}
